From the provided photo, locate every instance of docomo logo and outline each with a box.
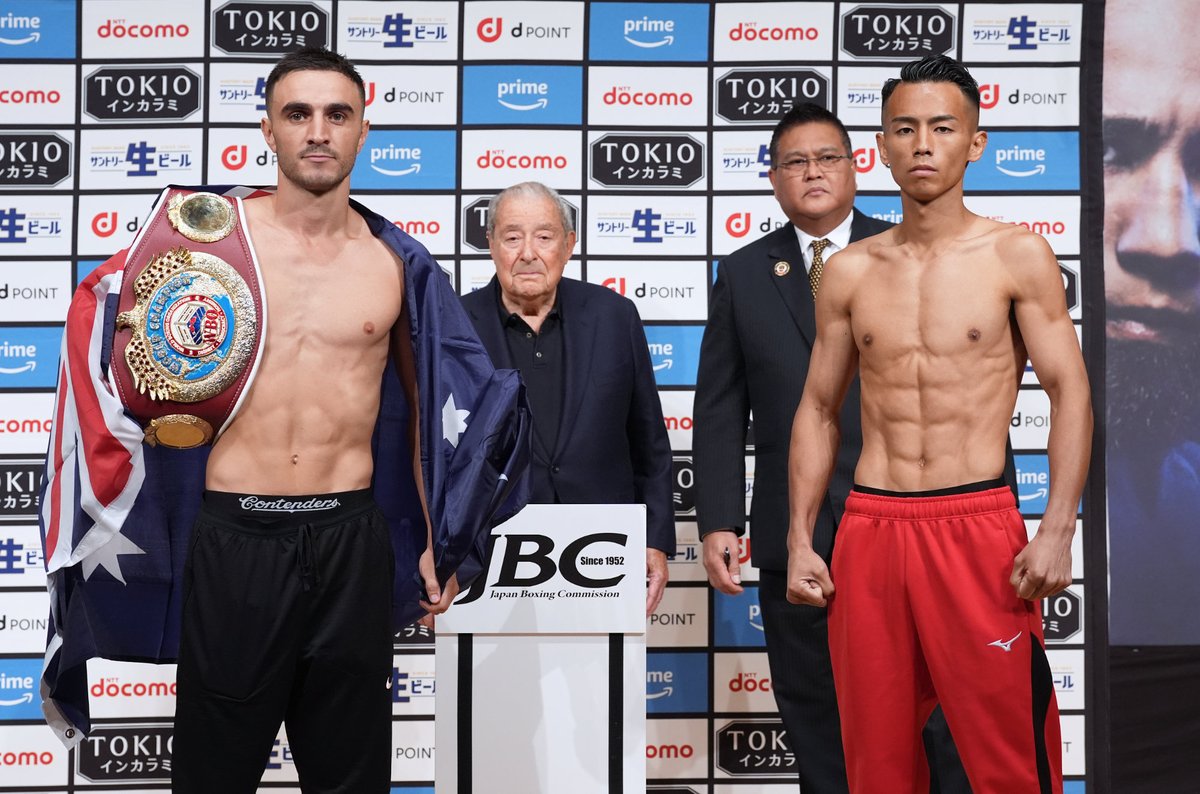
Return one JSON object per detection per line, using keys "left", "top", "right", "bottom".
{"left": 853, "top": 147, "right": 878, "bottom": 173}
{"left": 97, "top": 18, "right": 190, "bottom": 39}
{"left": 222, "top": 145, "right": 247, "bottom": 170}
{"left": 477, "top": 149, "right": 569, "bottom": 170}
{"left": 729, "top": 672, "right": 772, "bottom": 692}
{"left": 92, "top": 212, "right": 117, "bottom": 237}
{"left": 0, "top": 89, "right": 61, "bottom": 105}
{"left": 663, "top": 414, "right": 693, "bottom": 431}
{"left": 990, "top": 216, "right": 1068, "bottom": 236}
{"left": 0, "top": 750, "right": 55, "bottom": 767}
{"left": 979, "top": 84, "right": 1001, "bottom": 110}
{"left": 1018, "top": 219, "right": 1067, "bottom": 236}
{"left": 92, "top": 211, "right": 143, "bottom": 238}
{"left": 603, "top": 86, "right": 693, "bottom": 107}
{"left": 0, "top": 417, "right": 53, "bottom": 434}
{"left": 726, "top": 212, "right": 751, "bottom": 238}
{"left": 728, "top": 22, "right": 819, "bottom": 42}
{"left": 602, "top": 277, "right": 625, "bottom": 294}
{"left": 646, "top": 743, "right": 694, "bottom": 759}
{"left": 477, "top": 16, "right": 502, "bottom": 42}
{"left": 394, "top": 218, "right": 442, "bottom": 236}
{"left": 90, "top": 677, "right": 177, "bottom": 698}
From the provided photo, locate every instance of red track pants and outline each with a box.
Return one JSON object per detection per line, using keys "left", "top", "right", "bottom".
{"left": 828, "top": 485, "right": 1062, "bottom": 794}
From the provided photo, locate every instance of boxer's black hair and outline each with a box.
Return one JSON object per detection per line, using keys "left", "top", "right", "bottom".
{"left": 264, "top": 47, "right": 365, "bottom": 110}
{"left": 881, "top": 54, "right": 980, "bottom": 122}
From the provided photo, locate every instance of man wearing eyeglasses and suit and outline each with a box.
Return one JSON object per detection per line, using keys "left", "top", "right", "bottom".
{"left": 694, "top": 103, "right": 971, "bottom": 793}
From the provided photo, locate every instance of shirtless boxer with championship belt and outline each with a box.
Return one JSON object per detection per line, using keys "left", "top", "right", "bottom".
{"left": 785, "top": 55, "right": 1092, "bottom": 793}
{"left": 40, "top": 48, "right": 529, "bottom": 793}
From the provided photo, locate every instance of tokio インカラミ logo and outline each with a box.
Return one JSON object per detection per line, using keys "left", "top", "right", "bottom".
{"left": 85, "top": 66, "right": 201, "bottom": 122}
{"left": 212, "top": 1, "right": 329, "bottom": 55}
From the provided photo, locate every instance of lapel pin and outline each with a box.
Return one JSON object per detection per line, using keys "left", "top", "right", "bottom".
{"left": 773, "top": 261, "right": 791, "bottom": 277}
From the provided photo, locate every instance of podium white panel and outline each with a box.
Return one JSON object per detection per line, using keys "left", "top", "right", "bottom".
{"left": 436, "top": 505, "right": 646, "bottom": 793}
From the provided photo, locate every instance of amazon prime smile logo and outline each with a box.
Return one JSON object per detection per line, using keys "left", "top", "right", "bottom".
{"left": 0, "top": 11, "right": 42, "bottom": 46}
{"left": 496, "top": 78, "right": 549, "bottom": 111}
{"left": 995, "top": 145, "right": 1046, "bottom": 178}
{"left": 239, "top": 496, "right": 342, "bottom": 513}
{"left": 369, "top": 143, "right": 422, "bottom": 177}
{"left": 646, "top": 668, "right": 674, "bottom": 700}
{"left": 0, "top": 339, "right": 38, "bottom": 376}
{"left": 623, "top": 16, "right": 675, "bottom": 48}
{"left": 0, "top": 662, "right": 39, "bottom": 716}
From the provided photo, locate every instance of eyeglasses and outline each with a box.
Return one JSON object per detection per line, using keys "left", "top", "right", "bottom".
{"left": 774, "top": 154, "right": 853, "bottom": 173}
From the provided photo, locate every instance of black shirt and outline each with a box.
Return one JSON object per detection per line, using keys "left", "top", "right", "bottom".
{"left": 498, "top": 290, "right": 565, "bottom": 455}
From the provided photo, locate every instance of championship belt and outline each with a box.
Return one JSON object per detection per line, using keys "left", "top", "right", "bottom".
{"left": 111, "top": 187, "right": 265, "bottom": 449}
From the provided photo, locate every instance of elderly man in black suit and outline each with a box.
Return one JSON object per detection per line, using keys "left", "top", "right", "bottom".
{"left": 694, "top": 103, "right": 971, "bottom": 793}
{"left": 461, "top": 181, "right": 675, "bottom": 614}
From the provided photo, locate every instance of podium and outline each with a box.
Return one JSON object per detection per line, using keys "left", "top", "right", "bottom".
{"left": 435, "top": 504, "right": 647, "bottom": 793}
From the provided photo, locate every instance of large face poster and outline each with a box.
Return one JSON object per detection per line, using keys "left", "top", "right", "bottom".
{"left": 1104, "top": 0, "right": 1200, "bottom": 645}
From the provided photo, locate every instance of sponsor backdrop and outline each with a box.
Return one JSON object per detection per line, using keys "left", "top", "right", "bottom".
{"left": 0, "top": 1, "right": 1098, "bottom": 791}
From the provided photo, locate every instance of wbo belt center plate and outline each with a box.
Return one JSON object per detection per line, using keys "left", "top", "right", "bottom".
{"left": 117, "top": 246, "right": 258, "bottom": 404}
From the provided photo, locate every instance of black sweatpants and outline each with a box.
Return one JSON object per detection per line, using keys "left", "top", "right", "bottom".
{"left": 172, "top": 490, "right": 394, "bottom": 793}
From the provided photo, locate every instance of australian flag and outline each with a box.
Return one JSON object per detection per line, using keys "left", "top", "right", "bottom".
{"left": 38, "top": 186, "right": 530, "bottom": 747}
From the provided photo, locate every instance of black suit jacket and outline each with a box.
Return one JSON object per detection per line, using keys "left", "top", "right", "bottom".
{"left": 462, "top": 276, "right": 675, "bottom": 554}
{"left": 694, "top": 209, "right": 891, "bottom": 572}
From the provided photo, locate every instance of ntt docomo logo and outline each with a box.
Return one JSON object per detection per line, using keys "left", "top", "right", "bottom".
{"left": 603, "top": 86, "right": 693, "bottom": 107}
{"left": 90, "top": 677, "right": 177, "bottom": 698}
{"left": 0, "top": 89, "right": 61, "bottom": 105}
{"left": 0, "top": 750, "right": 55, "bottom": 767}
{"left": 728, "top": 22, "right": 819, "bottom": 41}
{"left": 0, "top": 417, "right": 53, "bottom": 434}
{"left": 729, "top": 672, "right": 771, "bottom": 692}
{"left": 646, "top": 743, "right": 694, "bottom": 759}
{"left": 477, "top": 149, "right": 569, "bottom": 170}
{"left": 98, "top": 18, "right": 190, "bottom": 38}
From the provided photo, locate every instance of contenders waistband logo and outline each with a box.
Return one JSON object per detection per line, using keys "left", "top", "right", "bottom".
{"left": 238, "top": 496, "right": 342, "bottom": 512}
